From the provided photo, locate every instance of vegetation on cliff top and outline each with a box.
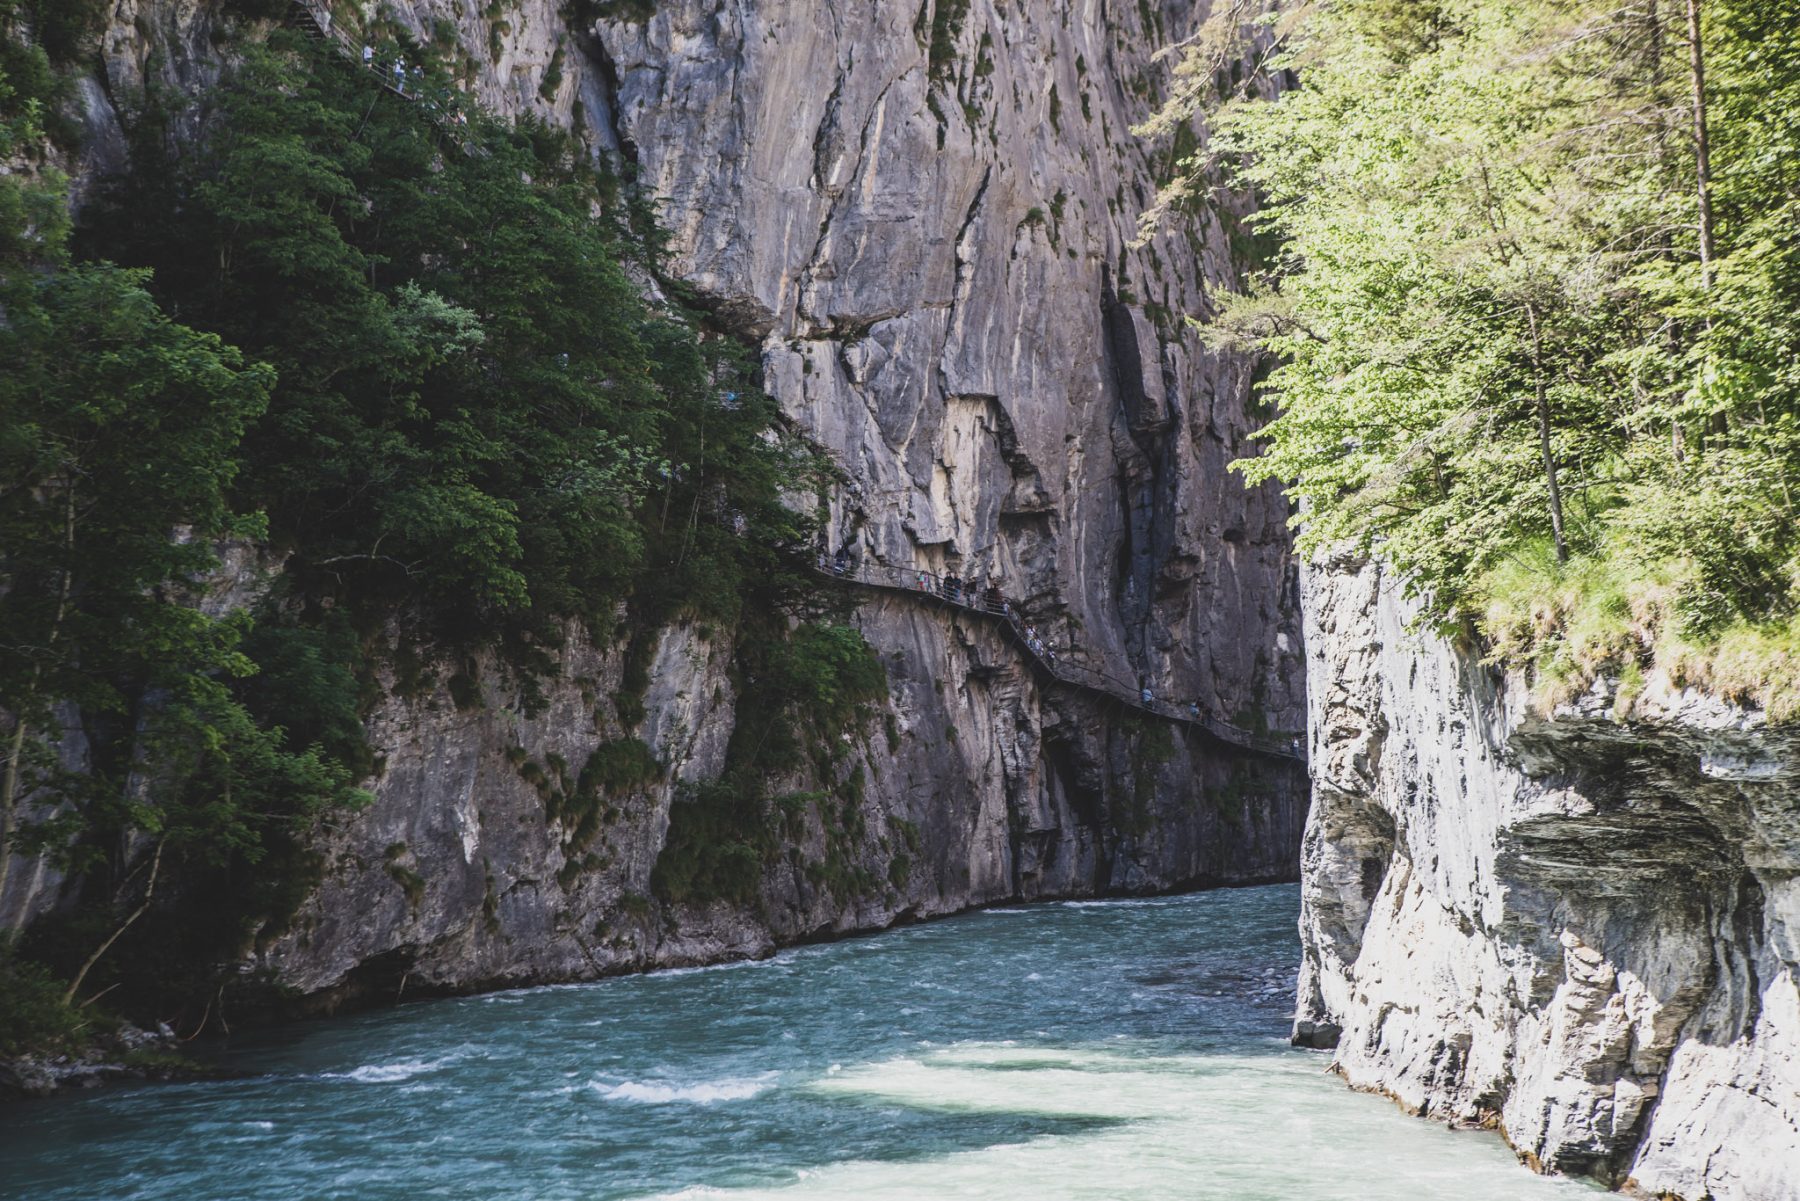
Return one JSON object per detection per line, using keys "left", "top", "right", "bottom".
{"left": 1149, "top": 0, "right": 1800, "bottom": 718}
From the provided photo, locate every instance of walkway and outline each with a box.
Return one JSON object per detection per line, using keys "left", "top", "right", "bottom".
{"left": 289, "top": 1, "right": 473, "bottom": 127}
{"left": 817, "top": 559, "right": 1306, "bottom": 763}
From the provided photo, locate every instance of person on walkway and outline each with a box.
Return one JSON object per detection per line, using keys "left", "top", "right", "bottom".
{"left": 916, "top": 570, "right": 929, "bottom": 592}
{"left": 394, "top": 60, "right": 407, "bottom": 94}
{"left": 1044, "top": 643, "right": 1057, "bottom": 667}
{"left": 984, "top": 582, "right": 1003, "bottom": 613}
{"left": 834, "top": 547, "right": 850, "bottom": 576}
{"left": 363, "top": 44, "right": 374, "bottom": 66}
{"left": 1188, "top": 701, "right": 1201, "bottom": 720}
{"left": 1141, "top": 684, "right": 1154, "bottom": 705}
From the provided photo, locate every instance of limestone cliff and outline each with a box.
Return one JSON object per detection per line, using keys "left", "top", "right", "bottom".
{"left": 1, "top": 1, "right": 1308, "bottom": 1000}
{"left": 1295, "top": 557, "right": 1800, "bottom": 1200}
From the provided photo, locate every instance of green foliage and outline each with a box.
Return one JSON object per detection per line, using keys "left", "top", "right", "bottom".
{"left": 1121, "top": 718, "right": 1176, "bottom": 834}
{"left": 892, "top": 817, "right": 922, "bottom": 855}
{"left": 0, "top": 12, "right": 53, "bottom": 153}
{"left": 1480, "top": 535, "right": 1800, "bottom": 720}
{"left": 221, "top": 0, "right": 295, "bottom": 19}
{"left": 548, "top": 738, "right": 661, "bottom": 853}
{"left": 0, "top": 190, "right": 366, "bottom": 1024}
{"left": 648, "top": 773, "right": 768, "bottom": 906}
{"left": 12, "top": 0, "right": 107, "bottom": 65}
{"left": 886, "top": 853, "right": 911, "bottom": 888}
{"left": 1152, "top": 0, "right": 1800, "bottom": 715}
{"left": 446, "top": 672, "right": 484, "bottom": 712}
{"left": 652, "top": 622, "right": 887, "bottom": 905}
{"left": 238, "top": 616, "right": 377, "bottom": 778}
{"left": 81, "top": 35, "right": 819, "bottom": 650}
{"left": 0, "top": 940, "right": 87, "bottom": 1057}
{"left": 1344, "top": 0, "right": 1460, "bottom": 58}
{"left": 922, "top": 0, "right": 972, "bottom": 81}
{"left": 584, "top": 0, "right": 655, "bottom": 21}
{"left": 385, "top": 861, "right": 427, "bottom": 909}
{"left": 539, "top": 43, "right": 564, "bottom": 98}
{"left": 579, "top": 739, "right": 661, "bottom": 799}
{"left": 735, "top": 622, "right": 890, "bottom": 775}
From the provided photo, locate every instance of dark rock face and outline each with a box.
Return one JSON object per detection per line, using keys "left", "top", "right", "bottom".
{"left": 2, "top": 0, "right": 1307, "bottom": 1011}
{"left": 1297, "top": 556, "right": 1800, "bottom": 1200}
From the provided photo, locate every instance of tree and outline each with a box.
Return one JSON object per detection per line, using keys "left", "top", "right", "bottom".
{"left": 82, "top": 36, "right": 819, "bottom": 649}
{"left": 0, "top": 199, "right": 362, "bottom": 988}
{"left": 1144, "top": 0, "right": 1800, "bottom": 707}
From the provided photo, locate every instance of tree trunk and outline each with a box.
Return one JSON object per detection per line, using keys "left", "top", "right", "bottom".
{"left": 64, "top": 838, "right": 164, "bottom": 1006}
{"left": 0, "top": 717, "right": 28, "bottom": 925}
{"left": 1526, "top": 305, "right": 1570, "bottom": 564}
{"left": 1684, "top": 0, "right": 1729, "bottom": 440}
{"left": 0, "top": 476, "right": 77, "bottom": 931}
{"left": 1685, "top": 0, "right": 1716, "bottom": 290}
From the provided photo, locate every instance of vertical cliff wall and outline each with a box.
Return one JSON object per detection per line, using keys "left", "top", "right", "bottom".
{"left": 1, "top": 1, "right": 1308, "bottom": 999}
{"left": 580, "top": 0, "right": 1303, "bottom": 722}
{"left": 1296, "top": 558, "right": 1800, "bottom": 1200}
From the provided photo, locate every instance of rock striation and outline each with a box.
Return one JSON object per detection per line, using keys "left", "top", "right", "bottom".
{"left": 1296, "top": 556, "right": 1800, "bottom": 1200}
{"left": 3, "top": 0, "right": 1308, "bottom": 1003}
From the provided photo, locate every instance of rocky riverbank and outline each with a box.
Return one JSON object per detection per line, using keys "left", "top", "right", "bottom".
{"left": 0, "top": 1024, "right": 208, "bottom": 1101}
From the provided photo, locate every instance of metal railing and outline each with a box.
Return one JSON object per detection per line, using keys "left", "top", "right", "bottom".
{"left": 289, "top": 1, "right": 475, "bottom": 131}
{"left": 816, "top": 557, "right": 1306, "bottom": 763}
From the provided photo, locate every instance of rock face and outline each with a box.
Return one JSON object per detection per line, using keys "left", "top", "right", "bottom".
{"left": 1297, "top": 556, "right": 1800, "bottom": 1200}
{"left": 3, "top": 1, "right": 1308, "bottom": 999}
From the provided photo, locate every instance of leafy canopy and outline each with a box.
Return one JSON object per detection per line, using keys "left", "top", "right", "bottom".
{"left": 1148, "top": 0, "right": 1800, "bottom": 714}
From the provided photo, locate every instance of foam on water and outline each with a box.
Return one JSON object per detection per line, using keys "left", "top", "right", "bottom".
{"left": 1057, "top": 897, "right": 1187, "bottom": 910}
{"left": 591, "top": 1073, "right": 779, "bottom": 1105}
{"left": 656, "top": 1046, "right": 1599, "bottom": 1201}
{"left": 320, "top": 1054, "right": 463, "bottom": 1084}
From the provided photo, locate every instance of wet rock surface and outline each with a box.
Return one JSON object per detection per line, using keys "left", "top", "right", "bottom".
{"left": 0, "top": 1023, "right": 195, "bottom": 1101}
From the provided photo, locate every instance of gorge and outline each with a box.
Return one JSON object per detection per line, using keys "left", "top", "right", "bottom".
{"left": 1, "top": 1, "right": 1796, "bottom": 1199}
{"left": 0, "top": 0, "right": 1309, "bottom": 1000}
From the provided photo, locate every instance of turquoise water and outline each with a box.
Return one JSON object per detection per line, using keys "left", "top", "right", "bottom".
{"left": 0, "top": 887, "right": 1599, "bottom": 1200}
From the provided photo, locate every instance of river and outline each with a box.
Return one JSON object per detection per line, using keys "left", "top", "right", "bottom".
{"left": 0, "top": 885, "right": 1600, "bottom": 1200}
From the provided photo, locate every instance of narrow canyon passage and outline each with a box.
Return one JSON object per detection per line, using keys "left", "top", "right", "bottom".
{"left": 1, "top": 0, "right": 1793, "bottom": 1195}
{"left": 0, "top": 888, "right": 1598, "bottom": 1201}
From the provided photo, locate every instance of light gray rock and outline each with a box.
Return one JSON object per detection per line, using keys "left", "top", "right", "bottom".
{"left": 1296, "top": 555, "right": 1800, "bottom": 1199}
